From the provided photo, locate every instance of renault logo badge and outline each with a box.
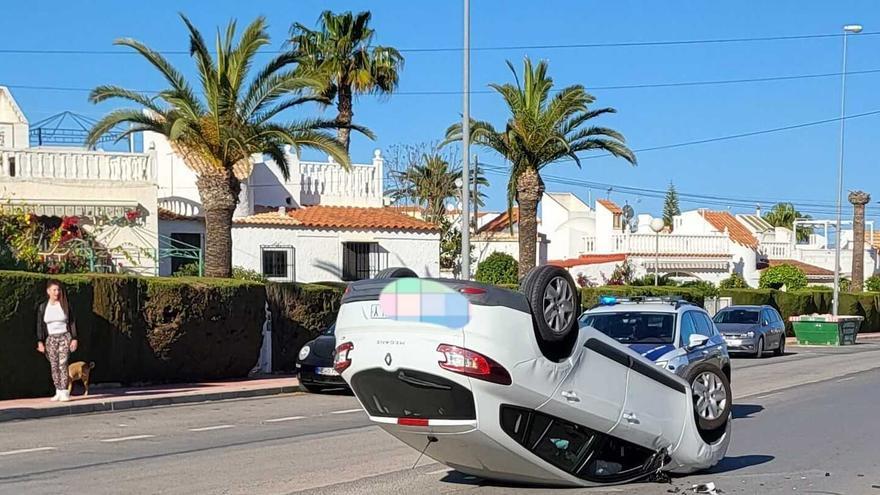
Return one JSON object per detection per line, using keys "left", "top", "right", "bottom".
{"left": 384, "top": 353, "right": 393, "bottom": 366}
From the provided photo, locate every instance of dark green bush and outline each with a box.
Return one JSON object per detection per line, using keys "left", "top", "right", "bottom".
{"left": 679, "top": 280, "right": 719, "bottom": 298}
{"left": 719, "top": 288, "right": 775, "bottom": 306}
{"left": 0, "top": 271, "right": 265, "bottom": 399}
{"left": 631, "top": 274, "right": 678, "bottom": 287}
{"left": 719, "top": 273, "right": 748, "bottom": 289}
{"left": 173, "top": 262, "right": 266, "bottom": 282}
{"left": 265, "top": 282, "right": 343, "bottom": 372}
{"left": 865, "top": 275, "right": 880, "bottom": 292}
{"left": 581, "top": 286, "right": 705, "bottom": 308}
{"left": 759, "top": 264, "right": 808, "bottom": 290}
{"left": 475, "top": 252, "right": 519, "bottom": 286}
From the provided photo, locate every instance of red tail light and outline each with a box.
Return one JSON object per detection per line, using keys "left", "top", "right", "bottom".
{"left": 397, "top": 418, "right": 429, "bottom": 427}
{"left": 334, "top": 342, "right": 354, "bottom": 373}
{"left": 437, "top": 344, "right": 511, "bottom": 385}
{"left": 458, "top": 286, "right": 486, "bottom": 295}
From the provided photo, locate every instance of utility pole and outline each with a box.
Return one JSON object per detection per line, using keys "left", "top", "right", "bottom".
{"left": 460, "top": 0, "right": 471, "bottom": 280}
{"left": 472, "top": 154, "right": 478, "bottom": 232}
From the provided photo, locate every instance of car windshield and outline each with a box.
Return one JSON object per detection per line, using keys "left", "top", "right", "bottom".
{"left": 580, "top": 312, "right": 675, "bottom": 344}
{"left": 713, "top": 310, "right": 760, "bottom": 324}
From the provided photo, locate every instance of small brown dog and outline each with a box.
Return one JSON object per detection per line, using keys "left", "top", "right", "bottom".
{"left": 68, "top": 361, "right": 95, "bottom": 396}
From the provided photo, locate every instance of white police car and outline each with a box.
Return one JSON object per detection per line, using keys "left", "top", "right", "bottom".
{"left": 334, "top": 266, "right": 731, "bottom": 487}
{"left": 580, "top": 297, "right": 732, "bottom": 433}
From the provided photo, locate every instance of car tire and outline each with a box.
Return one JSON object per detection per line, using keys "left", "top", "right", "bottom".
{"left": 300, "top": 382, "right": 324, "bottom": 394}
{"left": 774, "top": 334, "right": 785, "bottom": 356}
{"left": 374, "top": 267, "right": 418, "bottom": 279}
{"left": 686, "top": 363, "right": 732, "bottom": 432}
{"left": 521, "top": 266, "right": 581, "bottom": 361}
{"left": 753, "top": 337, "right": 764, "bottom": 359}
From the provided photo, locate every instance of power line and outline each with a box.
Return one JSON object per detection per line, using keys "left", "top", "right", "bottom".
{"left": 1, "top": 31, "right": 878, "bottom": 56}
{"left": 7, "top": 68, "right": 880, "bottom": 98}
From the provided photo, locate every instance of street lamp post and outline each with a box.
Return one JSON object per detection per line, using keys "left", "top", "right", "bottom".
{"left": 833, "top": 23, "right": 863, "bottom": 316}
{"left": 650, "top": 218, "right": 665, "bottom": 286}
{"left": 460, "top": 0, "right": 471, "bottom": 280}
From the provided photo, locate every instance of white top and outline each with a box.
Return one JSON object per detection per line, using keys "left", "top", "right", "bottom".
{"left": 44, "top": 302, "right": 68, "bottom": 336}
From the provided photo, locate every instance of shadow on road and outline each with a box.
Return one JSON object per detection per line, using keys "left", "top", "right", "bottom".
{"left": 732, "top": 403, "right": 764, "bottom": 419}
{"left": 707, "top": 454, "right": 774, "bottom": 474}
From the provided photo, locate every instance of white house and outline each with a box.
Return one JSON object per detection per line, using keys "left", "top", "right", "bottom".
{"left": 0, "top": 87, "right": 159, "bottom": 274}
{"left": 542, "top": 191, "right": 879, "bottom": 287}
{"left": 146, "top": 131, "right": 441, "bottom": 282}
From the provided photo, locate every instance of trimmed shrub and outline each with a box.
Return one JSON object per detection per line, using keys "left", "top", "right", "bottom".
{"left": 719, "top": 273, "right": 748, "bottom": 289}
{"left": 865, "top": 275, "right": 880, "bottom": 293}
{"left": 475, "top": 252, "right": 519, "bottom": 286}
{"left": 719, "top": 288, "right": 775, "bottom": 307}
{"left": 265, "top": 282, "right": 344, "bottom": 372}
{"left": 0, "top": 271, "right": 265, "bottom": 399}
{"left": 173, "top": 263, "right": 267, "bottom": 282}
{"left": 581, "top": 286, "right": 706, "bottom": 308}
{"left": 631, "top": 274, "right": 678, "bottom": 287}
{"left": 679, "top": 280, "right": 719, "bottom": 298}
{"left": 759, "top": 264, "right": 808, "bottom": 290}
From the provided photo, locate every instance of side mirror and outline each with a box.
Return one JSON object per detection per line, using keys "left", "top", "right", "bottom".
{"left": 688, "top": 334, "right": 709, "bottom": 349}
{"left": 762, "top": 320, "right": 770, "bottom": 327}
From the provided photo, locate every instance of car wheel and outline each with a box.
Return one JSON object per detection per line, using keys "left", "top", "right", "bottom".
{"left": 300, "top": 382, "right": 324, "bottom": 393}
{"left": 753, "top": 337, "right": 764, "bottom": 359}
{"left": 374, "top": 267, "right": 418, "bottom": 279}
{"left": 522, "top": 266, "right": 581, "bottom": 361}
{"left": 774, "top": 334, "right": 785, "bottom": 356}
{"left": 687, "top": 363, "right": 732, "bottom": 432}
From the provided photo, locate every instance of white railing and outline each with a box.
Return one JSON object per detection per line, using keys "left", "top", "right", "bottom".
{"left": 583, "top": 236, "right": 596, "bottom": 252}
{"left": 610, "top": 233, "right": 731, "bottom": 254}
{"left": 298, "top": 161, "right": 382, "bottom": 207}
{"left": 158, "top": 197, "right": 203, "bottom": 217}
{"left": 0, "top": 148, "right": 154, "bottom": 182}
{"left": 760, "top": 241, "right": 792, "bottom": 259}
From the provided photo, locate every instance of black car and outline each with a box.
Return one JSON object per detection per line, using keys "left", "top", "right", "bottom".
{"left": 296, "top": 323, "right": 349, "bottom": 392}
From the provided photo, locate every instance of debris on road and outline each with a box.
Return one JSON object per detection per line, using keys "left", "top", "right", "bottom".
{"left": 692, "top": 482, "right": 720, "bottom": 494}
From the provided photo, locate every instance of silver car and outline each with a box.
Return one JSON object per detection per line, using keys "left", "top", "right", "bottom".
{"left": 713, "top": 305, "right": 786, "bottom": 358}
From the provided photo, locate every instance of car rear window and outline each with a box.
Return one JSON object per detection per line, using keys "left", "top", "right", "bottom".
{"left": 580, "top": 312, "right": 675, "bottom": 344}
{"left": 713, "top": 309, "right": 760, "bottom": 324}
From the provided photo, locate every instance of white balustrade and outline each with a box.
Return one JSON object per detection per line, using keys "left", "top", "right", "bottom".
{"left": 760, "top": 241, "right": 792, "bottom": 259}
{"left": 581, "top": 233, "right": 731, "bottom": 255}
{"left": 298, "top": 161, "right": 381, "bottom": 206}
{"left": 158, "top": 197, "right": 203, "bottom": 217}
{"left": 0, "top": 148, "right": 153, "bottom": 182}
{"left": 583, "top": 236, "right": 596, "bottom": 252}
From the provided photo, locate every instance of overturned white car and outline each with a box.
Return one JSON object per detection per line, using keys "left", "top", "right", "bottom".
{"left": 333, "top": 266, "right": 731, "bottom": 486}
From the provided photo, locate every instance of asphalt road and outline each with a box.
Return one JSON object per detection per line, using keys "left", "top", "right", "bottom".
{"left": 2, "top": 343, "right": 880, "bottom": 495}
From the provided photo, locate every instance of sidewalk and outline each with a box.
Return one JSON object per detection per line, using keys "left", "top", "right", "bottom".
{"left": 0, "top": 375, "right": 299, "bottom": 423}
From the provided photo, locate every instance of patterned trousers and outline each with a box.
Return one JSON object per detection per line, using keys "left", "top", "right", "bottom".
{"left": 45, "top": 333, "right": 71, "bottom": 391}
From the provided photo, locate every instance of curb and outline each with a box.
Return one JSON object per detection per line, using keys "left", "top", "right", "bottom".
{"left": 0, "top": 384, "right": 299, "bottom": 423}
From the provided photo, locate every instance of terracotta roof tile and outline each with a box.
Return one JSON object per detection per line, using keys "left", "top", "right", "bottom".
{"left": 548, "top": 254, "right": 627, "bottom": 268}
{"left": 765, "top": 259, "right": 834, "bottom": 277}
{"left": 701, "top": 211, "right": 758, "bottom": 248}
{"left": 478, "top": 208, "right": 520, "bottom": 233}
{"left": 871, "top": 231, "right": 880, "bottom": 249}
{"left": 596, "top": 199, "right": 623, "bottom": 214}
{"left": 234, "top": 206, "right": 439, "bottom": 232}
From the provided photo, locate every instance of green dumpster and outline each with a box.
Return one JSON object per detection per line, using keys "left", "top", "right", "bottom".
{"left": 789, "top": 315, "right": 864, "bottom": 346}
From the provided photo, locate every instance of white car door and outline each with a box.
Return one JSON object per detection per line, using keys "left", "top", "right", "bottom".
{"left": 537, "top": 331, "right": 627, "bottom": 434}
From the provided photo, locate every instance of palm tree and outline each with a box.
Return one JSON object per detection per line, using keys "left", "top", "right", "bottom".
{"left": 444, "top": 58, "right": 636, "bottom": 277}
{"left": 289, "top": 10, "right": 404, "bottom": 152}
{"left": 388, "top": 153, "right": 488, "bottom": 224}
{"left": 763, "top": 203, "right": 812, "bottom": 242}
{"left": 87, "top": 15, "right": 370, "bottom": 277}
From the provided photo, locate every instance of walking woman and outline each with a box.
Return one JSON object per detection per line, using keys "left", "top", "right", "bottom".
{"left": 36, "top": 279, "right": 78, "bottom": 402}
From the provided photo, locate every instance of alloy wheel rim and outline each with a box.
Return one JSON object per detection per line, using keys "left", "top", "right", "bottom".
{"left": 692, "top": 371, "right": 727, "bottom": 421}
{"left": 543, "top": 276, "right": 575, "bottom": 334}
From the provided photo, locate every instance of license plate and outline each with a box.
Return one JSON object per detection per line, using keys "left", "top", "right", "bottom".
{"left": 725, "top": 339, "right": 741, "bottom": 346}
{"left": 315, "top": 367, "right": 339, "bottom": 377}
{"left": 370, "top": 304, "right": 387, "bottom": 319}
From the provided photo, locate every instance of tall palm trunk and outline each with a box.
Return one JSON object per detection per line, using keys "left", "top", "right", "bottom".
{"left": 336, "top": 84, "right": 353, "bottom": 152}
{"left": 849, "top": 191, "right": 871, "bottom": 291}
{"left": 197, "top": 172, "right": 240, "bottom": 278}
{"left": 515, "top": 167, "right": 544, "bottom": 278}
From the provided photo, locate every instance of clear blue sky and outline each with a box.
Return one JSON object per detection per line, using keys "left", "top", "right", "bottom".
{"left": 2, "top": 1, "right": 878, "bottom": 221}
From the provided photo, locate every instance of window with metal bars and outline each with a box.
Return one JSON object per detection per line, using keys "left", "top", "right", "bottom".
{"left": 261, "top": 246, "right": 294, "bottom": 281}
{"left": 342, "top": 242, "right": 386, "bottom": 281}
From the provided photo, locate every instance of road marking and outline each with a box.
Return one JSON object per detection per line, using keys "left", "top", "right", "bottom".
{"left": 330, "top": 408, "right": 363, "bottom": 415}
{"left": 189, "top": 425, "right": 234, "bottom": 432}
{"left": 756, "top": 393, "right": 779, "bottom": 399}
{"left": 0, "top": 447, "right": 57, "bottom": 457}
{"left": 836, "top": 377, "right": 855, "bottom": 382}
{"left": 264, "top": 416, "right": 306, "bottom": 423}
{"left": 100, "top": 435, "right": 155, "bottom": 443}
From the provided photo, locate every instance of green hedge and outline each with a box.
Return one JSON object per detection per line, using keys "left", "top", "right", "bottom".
{"left": 580, "top": 286, "right": 706, "bottom": 308}
{"left": 265, "top": 282, "right": 344, "bottom": 372}
{"left": 0, "top": 271, "right": 265, "bottom": 400}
